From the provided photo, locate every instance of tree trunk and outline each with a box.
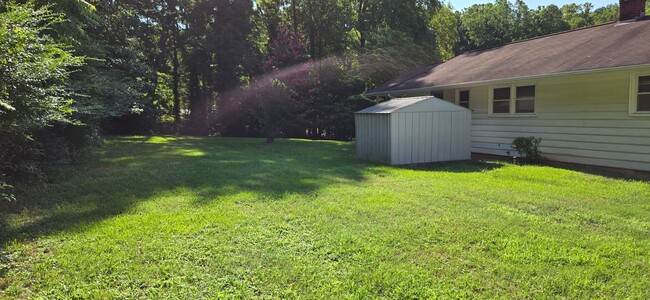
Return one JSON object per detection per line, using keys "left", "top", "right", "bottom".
{"left": 291, "top": 0, "right": 299, "bottom": 30}
{"left": 309, "top": 27, "right": 317, "bottom": 59}
{"left": 187, "top": 66, "right": 202, "bottom": 135}
{"left": 358, "top": 0, "right": 366, "bottom": 50}
{"left": 172, "top": 44, "right": 180, "bottom": 133}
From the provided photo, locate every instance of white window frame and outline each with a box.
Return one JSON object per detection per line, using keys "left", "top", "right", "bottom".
{"left": 456, "top": 89, "right": 470, "bottom": 109}
{"left": 488, "top": 82, "right": 537, "bottom": 117}
{"left": 488, "top": 84, "right": 513, "bottom": 115}
{"left": 629, "top": 72, "right": 650, "bottom": 116}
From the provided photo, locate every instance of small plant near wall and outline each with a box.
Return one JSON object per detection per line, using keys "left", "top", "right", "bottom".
{"left": 512, "top": 137, "right": 544, "bottom": 164}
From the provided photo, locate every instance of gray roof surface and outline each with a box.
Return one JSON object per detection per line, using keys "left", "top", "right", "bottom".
{"left": 357, "top": 97, "right": 431, "bottom": 113}
{"left": 356, "top": 96, "right": 468, "bottom": 113}
{"left": 366, "top": 19, "right": 650, "bottom": 95}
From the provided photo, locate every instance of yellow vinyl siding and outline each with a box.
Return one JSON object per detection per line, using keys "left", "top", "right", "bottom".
{"left": 468, "top": 67, "right": 650, "bottom": 171}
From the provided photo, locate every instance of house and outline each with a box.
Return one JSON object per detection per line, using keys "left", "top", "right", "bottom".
{"left": 363, "top": 0, "right": 650, "bottom": 172}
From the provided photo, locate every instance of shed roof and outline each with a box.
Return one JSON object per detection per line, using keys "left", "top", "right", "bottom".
{"left": 356, "top": 97, "right": 468, "bottom": 114}
{"left": 365, "top": 18, "right": 650, "bottom": 96}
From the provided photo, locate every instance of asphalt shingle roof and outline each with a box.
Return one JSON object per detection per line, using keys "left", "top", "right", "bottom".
{"left": 365, "top": 19, "right": 650, "bottom": 96}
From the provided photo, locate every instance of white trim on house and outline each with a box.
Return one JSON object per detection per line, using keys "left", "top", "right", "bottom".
{"left": 369, "top": 64, "right": 650, "bottom": 97}
{"left": 629, "top": 71, "right": 650, "bottom": 116}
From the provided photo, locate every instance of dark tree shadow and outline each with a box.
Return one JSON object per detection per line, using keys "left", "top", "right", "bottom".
{"left": 399, "top": 159, "right": 505, "bottom": 173}
{"left": 0, "top": 137, "right": 381, "bottom": 245}
{"left": 0, "top": 137, "right": 505, "bottom": 247}
{"left": 546, "top": 161, "right": 650, "bottom": 181}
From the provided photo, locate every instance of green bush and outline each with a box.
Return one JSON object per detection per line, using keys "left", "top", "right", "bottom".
{"left": 512, "top": 136, "right": 544, "bottom": 164}
{"left": 0, "top": 4, "right": 84, "bottom": 194}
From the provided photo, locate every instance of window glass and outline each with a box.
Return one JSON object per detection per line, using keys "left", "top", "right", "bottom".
{"left": 492, "top": 87, "right": 510, "bottom": 113}
{"left": 516, "top": 86, "right": 535, "bottom": 99}
{"left": 638, "top": 76, "right": 650, "bottom": 111}
{"left": 515, "top": 85, "right": 535, "bottom": 113}
{"left": 638, "top": 94, "right": 650, "bottom": 111}
{"left": 493, "top": 87, "right": 510, "bottom": 100}
{"left": 639, "top": 76, "right": 650, "bottom": 93}
{"left": 516, "top": 100, "right": 535, "bottom": 113}
{"left": 493, "top": 100, "right": 509, "bottom": 113}
{"left": 459, "top": 90, "right": 470, "bottom": 108}
{"left": 459, "top": 90, "right": 470, "bottom": 101}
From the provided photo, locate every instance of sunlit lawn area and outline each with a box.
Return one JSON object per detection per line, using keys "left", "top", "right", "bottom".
{"left": 1, "top": 136, "right": 649, "bottom": 298}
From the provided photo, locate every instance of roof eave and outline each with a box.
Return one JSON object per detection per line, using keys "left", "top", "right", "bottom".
{"left": 362, "top": 63, "right": 650, "bottom": 98}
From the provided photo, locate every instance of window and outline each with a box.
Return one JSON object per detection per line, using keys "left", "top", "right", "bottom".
{"left": 492, "top": 87, "right": 510, "bottom": 114}
{"left": 515, "top": 85, "right": 536, "bottom": 113}
{"left": 431, "top": 91, "right": 444, "bottom": 99}
{"left": 637, "top": 75, "right": 650, "bottom": 112}
{"left": 489, "top": 83, "right": 537, "bottom": 116}
{"left": 458, "top": 90, "right": 470, "bottom": 108}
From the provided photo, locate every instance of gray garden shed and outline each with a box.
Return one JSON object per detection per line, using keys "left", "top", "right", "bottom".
{"left": 355, "top": 96, "right": 471, "bottom": 165}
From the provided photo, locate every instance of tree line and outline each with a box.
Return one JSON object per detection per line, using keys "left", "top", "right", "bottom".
{"left": 0, "top": 0, "right": 632, "bottom": 197}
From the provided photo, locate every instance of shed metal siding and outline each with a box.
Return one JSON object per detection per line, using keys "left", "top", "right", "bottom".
{"left": 355, "top": 113, "right": 391, "bottom": 163}
{"left": 357, "top": 97, "right": 471, "bottom": 165}
{"left": 387, "top": 111, "right": 471, "bottom": 164}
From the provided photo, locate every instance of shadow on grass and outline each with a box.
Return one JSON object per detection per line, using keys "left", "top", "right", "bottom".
{"left": 473, "top": 153, "right": 650, "bottom": 181}
{"left": 546, "top": 161, "right": 650, "bottom": 181}
{"left": 0, "top": 137, "right": 504, "bottom": 247}
{"left": 399, "top": 160, "right": 505, "bottom": 173}
{"left": 0, "top": 137, "right": 378, "bottom": 246}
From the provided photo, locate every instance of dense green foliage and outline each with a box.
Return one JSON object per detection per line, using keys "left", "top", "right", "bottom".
{"left": 0, "top": 4, "right": 84, "bottom": 192}
{"left": 0, "top": 0, "right": 634, "bottom": 188}
{"left": 1, "top": 137, "right": 649, "bottom": 298}
{"left": 512, "top": 136, "right": 544, "bottom": 164}
{"left": 457, "top": 0, "right": 625, "bottom": 51}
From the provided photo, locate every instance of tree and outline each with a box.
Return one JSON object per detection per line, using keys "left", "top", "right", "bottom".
{"left": 532, "top": 5, "right": 570, "bottom": 36}
{"left": 252, "top": 79, "right": 297, "bottom": 143}
{"left": 256, "top": 25, "right": 310, "bottom": 142}
{"left": 182, "top": 0, "right": 255, "bottom": 135}
{"left": 561, "top": 3, "right": 593, "bottom": 29}
{"left": 429, "top": 3, "right": 460, "bottom": 60}
{"left": 357, "top": 27, "right": 436, "bottom": 88}
{"left": 591, "top": 4, "right": 619, "bottom": 24}
{"left": 512, "top": 0, "right": 534, "bottom": 40}
{"left": 298, "top": 0, "right": 355, "bottom": 59}
{"left": 264, "top": 25, "right": 309, "bottom": 71}
{"left": 0, "top": 4, "right": 84, "bottom": 183}
{"left": 460, "top": 0, "right": 514, "bottom": 51}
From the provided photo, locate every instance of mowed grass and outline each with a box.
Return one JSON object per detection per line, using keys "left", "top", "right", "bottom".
{"left": 1, "top": 136, "right": 649, "bottom": 299}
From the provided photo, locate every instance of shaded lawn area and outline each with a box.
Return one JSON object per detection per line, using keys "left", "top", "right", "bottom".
{"left": 1, "top": 136, "right": 649, "bottom": 299}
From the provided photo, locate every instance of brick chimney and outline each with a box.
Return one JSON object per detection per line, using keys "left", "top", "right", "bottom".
{"left": 619, "top": 0, "right": 646, "bottom": 21}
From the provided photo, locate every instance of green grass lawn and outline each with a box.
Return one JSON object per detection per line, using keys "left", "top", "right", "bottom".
{"left": 1, "top": 136, "right": 649, "bottom": 299}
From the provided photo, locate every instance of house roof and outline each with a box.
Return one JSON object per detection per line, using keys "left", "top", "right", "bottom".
{"left": 356, "top": 96, "right": 468, "bottom": 114}
{"left": 365, "top": 18, "right": 650, "bottom": 96}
